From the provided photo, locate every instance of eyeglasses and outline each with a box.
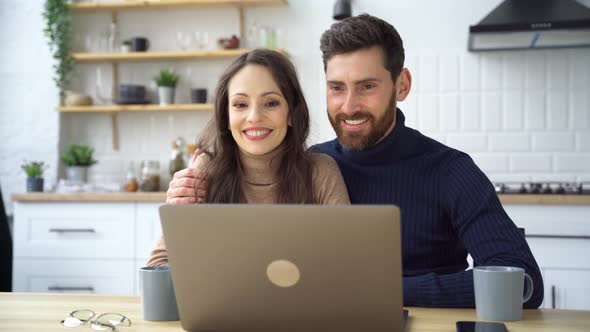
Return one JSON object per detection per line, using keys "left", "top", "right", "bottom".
{"left": 61, "top": 309, "right": 132, "bottom": 331}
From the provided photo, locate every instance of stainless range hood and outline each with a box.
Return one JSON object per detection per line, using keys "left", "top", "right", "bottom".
{"left": 469, "top": 0, "right": 590, "bottom": 51}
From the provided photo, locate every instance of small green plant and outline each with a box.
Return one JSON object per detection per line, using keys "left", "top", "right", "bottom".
{"left": 61, "top": 144, "right": 98, "bottom": 167}
{"left": 154, "top": 68, "right": 180, "bottom": 87}
{"left": 122, "top": 40, "right": 131, "bottom": 46}
{"left": 21, "top": 161, "right": 48, "bottom": 178}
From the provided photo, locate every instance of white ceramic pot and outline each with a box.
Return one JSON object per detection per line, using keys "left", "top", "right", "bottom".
{"left": 65, "top": 166, "right": 88, "bottom": 182}
{"left": 158, "top": 86, "right": 175, "bottom": 105}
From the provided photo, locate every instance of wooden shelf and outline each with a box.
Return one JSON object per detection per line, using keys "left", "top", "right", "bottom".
{"left": 72, "top": 49, "right": 288, "bottom": 62}
{"left": 71, "top": 0, "right": 288, "bottom": 12}
{"left": 59, "top": 103, "right": 213, "bottom": 113}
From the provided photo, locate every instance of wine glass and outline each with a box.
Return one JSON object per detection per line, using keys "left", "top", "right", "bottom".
{"left": 176, "top": 32, "right": 192, "bottom": 51}
{"left": 95, "top": 67, "right": 112, "bottom": 104}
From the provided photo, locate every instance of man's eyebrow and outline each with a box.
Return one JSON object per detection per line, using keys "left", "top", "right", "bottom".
{"left": 354, "top": 78, "right": 381, "bottom": 85}
{"left": 327, "top": 78, "right": 381, "bottom": 85}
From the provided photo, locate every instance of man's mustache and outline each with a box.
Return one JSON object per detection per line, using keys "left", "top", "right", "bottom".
{"left": 335, "top": 112, "right": 374, "bottom": 122}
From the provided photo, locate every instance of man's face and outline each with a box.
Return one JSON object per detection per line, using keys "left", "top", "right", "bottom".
{"left": 326, "top": 46, "right": 397, "bottom": 151}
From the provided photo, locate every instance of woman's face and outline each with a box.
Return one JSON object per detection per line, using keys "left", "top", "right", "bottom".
{"left": 227, "top": 64, "right": 289, "bottom": 156}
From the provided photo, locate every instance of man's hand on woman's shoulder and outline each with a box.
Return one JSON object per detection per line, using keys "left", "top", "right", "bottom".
{"left": 166, "top": 148, "right": 208, "bottom": 204}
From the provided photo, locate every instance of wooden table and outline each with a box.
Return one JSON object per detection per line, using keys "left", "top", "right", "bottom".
{"left": 0, "top": 293, "right": 588, "bottom": 331}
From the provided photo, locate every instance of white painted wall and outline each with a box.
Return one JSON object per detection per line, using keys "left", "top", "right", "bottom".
{"left": 1, "top": 0, "right": 590, "bottom": 214}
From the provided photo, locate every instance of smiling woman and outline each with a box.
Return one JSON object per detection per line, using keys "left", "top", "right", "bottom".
{"left": 147, "top": 49, "right": 350, "bottom": 267}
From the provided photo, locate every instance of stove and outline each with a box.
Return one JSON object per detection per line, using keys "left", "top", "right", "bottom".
{"left": 493, "top": 182, "right": 590, "bottom": 195}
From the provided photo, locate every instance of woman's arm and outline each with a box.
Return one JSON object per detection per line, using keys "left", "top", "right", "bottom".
{"left": 145, "top": 153, "right": 211, "bottom": 267}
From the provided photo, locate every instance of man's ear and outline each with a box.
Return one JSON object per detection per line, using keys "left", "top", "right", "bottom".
{"left": 395, "top": 68, "right": 412, "bottom": 102}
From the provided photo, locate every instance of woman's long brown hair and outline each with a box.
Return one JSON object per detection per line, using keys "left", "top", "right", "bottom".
{"left": 198, "top": 49, "right": 315, "bottom": 204}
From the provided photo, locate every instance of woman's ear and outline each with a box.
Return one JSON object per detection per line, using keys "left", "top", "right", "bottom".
{"left": 288, "top": 115, "right": 293, "bottom": 127}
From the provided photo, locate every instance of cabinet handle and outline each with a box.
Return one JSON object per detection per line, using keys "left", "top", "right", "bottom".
{"left": 48, "top": 286, "right": 95, "bottom": 292}
{"left": 49, "top": 228, "right": 96, "bottom": 233}
{"left": 526, "top": 234, "right": 590, "bottom": 240}
{"left": 551, "top": 285, "right": 556, "bottom": 309}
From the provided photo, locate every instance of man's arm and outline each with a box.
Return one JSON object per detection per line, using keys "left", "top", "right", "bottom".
{"left": 403, "top": 152, "right": 544, "bottom": 308}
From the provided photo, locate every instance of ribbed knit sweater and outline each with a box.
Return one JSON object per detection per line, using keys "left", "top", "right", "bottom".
{"left": 310, "top": 109, "right": 544, "bottom": 308}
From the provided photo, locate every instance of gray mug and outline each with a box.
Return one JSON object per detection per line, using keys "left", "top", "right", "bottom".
{"left": 139, "top": 266, "right": 180, "bottom": 321}
{"left": 474, "top": 266, "right": 533, "bottom": 321}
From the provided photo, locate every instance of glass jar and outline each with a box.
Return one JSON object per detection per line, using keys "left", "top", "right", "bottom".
{"left": 123, "top": 162, "right": 138, "bottom": 192}
{"left": 139, "top": 160, "right": 160, "bottom": 192}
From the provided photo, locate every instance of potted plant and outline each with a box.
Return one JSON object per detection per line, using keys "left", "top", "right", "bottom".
{"left": 21, "top": 161, "right": 48, "bottom": 192}
{"left": 43, "top": 0, "right": 75, "bottom": 105}
{"left": 121, "top": 40, "right": 131, "bottom": 53}
{"left": 154, "top": 68, "right": 180, "bottom": 105}
{"left": 61, "top": 144, "right": 98, "bottom": 182}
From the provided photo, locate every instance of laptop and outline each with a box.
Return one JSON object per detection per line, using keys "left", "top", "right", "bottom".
{"left": 159, "top": 204, "right": 404, "bottom": 332}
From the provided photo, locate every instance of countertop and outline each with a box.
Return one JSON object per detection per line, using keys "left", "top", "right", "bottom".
{"left": 1, "top": 293, "right": 588, "bottom": 332}
{"left": 10, "top": 192, "right": 590, "bottom": 205}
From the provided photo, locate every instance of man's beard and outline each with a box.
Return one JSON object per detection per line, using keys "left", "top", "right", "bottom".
{"left": 328, "top": 93, "right": 397, "bottom": 152}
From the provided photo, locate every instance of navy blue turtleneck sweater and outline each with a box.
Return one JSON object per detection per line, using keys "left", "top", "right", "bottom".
{"left": 311, "top": 109, "right": 543, "bottom": 308}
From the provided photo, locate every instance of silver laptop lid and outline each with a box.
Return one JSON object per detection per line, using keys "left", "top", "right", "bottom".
{"left": 160, "top": 204, "right": 403, "bottom": 332}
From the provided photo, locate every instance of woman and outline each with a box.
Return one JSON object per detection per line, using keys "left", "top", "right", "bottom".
{"left": 147, "top": 49, "right": 349, "bottom": 266}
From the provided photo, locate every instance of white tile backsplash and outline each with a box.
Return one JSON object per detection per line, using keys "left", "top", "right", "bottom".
{"left": 460, "top": 93, "right": 481, "bottom": 131}
{"left": 481, "top": 54, "right": 502, "bottom": 91}
{"left": 490, "top": 134, "right": 531, "bottom": 152}
{"left": 532, "top": 133, "right": 575, "bottom": 152}
{"left": 570, "top": 49, "right": 590, "bottom": 88}
{"left": 419, "top": 55, "right": 439, "bottom": 93}
{"left": 510, "top": 154, "right": 552, "bottom": 173}
{"left": 440, "top": 94, "right": 459, "bottom": 131}
{"left": 547, "top": 51, "right": 569, "bottom": 91}
{"left": 460, "top": 54, "right": 480, "bottom": 91}
{"left": 471, "top": 153, "right": 510, "bottom": 173}
{"left": 418, "top": 95, "right": 439, "bottom": 132}
{"left": 503, "top": 91, "right": 525, "bottom": 131}
{"left": 482, "top": 93, "right": 503, "bottom": 131}
{"left": 525, "top": 92, "right": 546, "bottom": 130}
{"left": 439, "top": 55, "right": 459, "bottom": 92}
{"left": 525, "top": 52, "right": 546, "bottom": 90}
{"left": 578, "top": 133, "right": 590, "bottom": 152}
{"left": 570, "top": 92, "right": 590, "bottom": 130}
{"left": 447, "top": 134, "right": 488, "bottom": 153}
{"left": 503, "top": 52, "right": 525, "bottom": 90}
{"left": 547, "top": 92, "right": 569, "bottom": 130}
{"left": 554, "top": 154, "right": 590, "bottom": 172}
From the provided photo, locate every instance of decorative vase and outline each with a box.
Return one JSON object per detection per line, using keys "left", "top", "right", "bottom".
{"left": 158, "top": 86, "right": 175, "bottom": 105}
{"left": 26, "top": 177, "right": 44, "bottom": 192}
{"left": 65, "top": 166, "right": 88, "bottom": 182}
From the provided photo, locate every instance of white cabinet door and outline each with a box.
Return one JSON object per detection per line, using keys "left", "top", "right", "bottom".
{"left": 136, "top": 203, "right": 164, "bottom": 261}
{"left": 543, "top": 269, "right": 590, "bottom": 310}
{"left": 525, "top": 238, "right": 590, "bottom": 269}
{"left": 13, "top": 259, "right": 135, "bottom": 295}
{"left": 13, "top": 202, "right": 135, "bottom": 259}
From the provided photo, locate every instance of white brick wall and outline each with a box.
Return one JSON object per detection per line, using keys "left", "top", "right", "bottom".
{"left": 1, "top": 0, "right": 590, "bottom": 214}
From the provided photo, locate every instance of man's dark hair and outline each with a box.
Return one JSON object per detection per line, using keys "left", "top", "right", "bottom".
{"left": 320, "top": 14, "right": 405, "bottom": 82}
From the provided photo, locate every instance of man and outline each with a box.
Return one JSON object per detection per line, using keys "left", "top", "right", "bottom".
{"left": 309, "top": 14, "right": 543, "bottom": 308}
{"left": 166, "top": 13, "right": 543, "bottom": 309}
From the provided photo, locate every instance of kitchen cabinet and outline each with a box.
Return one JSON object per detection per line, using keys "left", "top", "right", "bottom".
{"left": 503, "top": 205, "right": 590, "bottom": 310}
{"left": 66, "top": 0, "right": 288, "bottom": 150}
{"left": 12, "top": 201, "right": 161, "bottom": 295}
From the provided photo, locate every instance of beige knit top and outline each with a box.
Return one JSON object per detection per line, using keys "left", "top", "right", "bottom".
{"left": 146, "top": 147, "right": 350, "bottom": 267}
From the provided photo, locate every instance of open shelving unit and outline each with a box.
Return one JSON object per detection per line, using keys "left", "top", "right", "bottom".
{"left": 70, "top": 0, "right": 288, "bottom": 12}
{"left": 65, "top": 0, "right": 288, "bottom": 150}
{"left": 71, "top": 48, "right": 288, "bottom": 62}
{"left": 58, "top": 103, "right": 214, "bottom": 113}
